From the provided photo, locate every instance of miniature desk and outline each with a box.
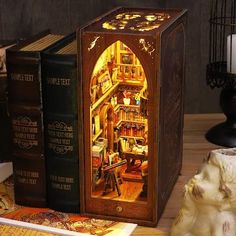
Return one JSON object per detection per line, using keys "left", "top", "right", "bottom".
{"left": 124, "top": 152, "right": 147, "bottom": 173}
{"left": 103, "top": 160, "right": 127, "bottom": 196}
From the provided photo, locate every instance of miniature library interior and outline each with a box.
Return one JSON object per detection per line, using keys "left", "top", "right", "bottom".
{"left": 80, "top": 7, "right": 186, "bottom": 225}
{"left": 90, "top": 40, "right": 149, "bottom": 201}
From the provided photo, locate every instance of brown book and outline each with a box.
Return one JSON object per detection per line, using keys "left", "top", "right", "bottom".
{"left": 6, "top": 30, "right": 64, "bottom": 207}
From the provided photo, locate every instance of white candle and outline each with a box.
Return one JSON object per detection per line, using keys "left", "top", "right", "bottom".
{"left": 227, "top": 34, "right": 236, "bottom": 73}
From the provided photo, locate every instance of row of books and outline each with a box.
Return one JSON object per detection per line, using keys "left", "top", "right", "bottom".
{"left": 5, "top": 30, "right": 80, "bottom": 212}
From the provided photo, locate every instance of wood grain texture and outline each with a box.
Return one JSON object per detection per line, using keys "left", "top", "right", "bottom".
{"left": 166, "top": 0, "right": 221, "bottom": 114}
{"left": 79, "top": 8, "right": 186, "bottom": 225}
{"left": 131, "top": 113, "right": 225, "bottom": 235}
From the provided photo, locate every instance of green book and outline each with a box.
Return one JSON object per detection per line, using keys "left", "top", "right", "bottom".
{"left": 41, "top": 33, "right": 80, "bottom": 212}
{"left": 6, "top": 30, "right": 64, "bottom": 207}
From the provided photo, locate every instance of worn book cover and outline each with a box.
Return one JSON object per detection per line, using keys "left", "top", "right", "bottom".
{"left": 6, "top": 30, "right": 65, "bottom": 207}
{"left": 41, "top": 33, "right": 80, "bottom": 213}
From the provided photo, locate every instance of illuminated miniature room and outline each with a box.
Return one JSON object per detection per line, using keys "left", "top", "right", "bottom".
{"left": 0, "top": 0, "right": 234, "bottom": 235}
{"left": 90, "top": 40, "right": 149, "bottom": 201}
{"left": 80, "top": 8, "right": 186, "bottom": 225}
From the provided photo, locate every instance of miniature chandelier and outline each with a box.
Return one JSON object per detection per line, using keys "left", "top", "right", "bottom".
{"left": 206, "top": 0, "right": 236, "bottom": 147}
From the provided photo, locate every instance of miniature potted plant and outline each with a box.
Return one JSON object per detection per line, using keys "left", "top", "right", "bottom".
{"left": 134, "top": 92, "right": 141, "bottom": 105}
{"left": 123, "top": 90, "right": 131, "bottom": 105}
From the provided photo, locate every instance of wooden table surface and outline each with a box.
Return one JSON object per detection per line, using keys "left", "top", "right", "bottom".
{"left": 132, "top": 113, "right": 225, "bottom": 236}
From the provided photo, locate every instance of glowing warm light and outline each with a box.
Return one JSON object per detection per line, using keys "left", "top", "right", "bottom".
{"left": 102, "top": 11, "right": 170, "bottom": 32}
{"left": 90, "top": 40, "right": 149, "bottom": 201}
{"left": 145, "top": 15, "right": 157, "bottom": 21}
{"left": 102, "top": 22, "right": 117, "bottom": 30}
{"left": 116, "top": 13, "right": 141, "bottom": 20}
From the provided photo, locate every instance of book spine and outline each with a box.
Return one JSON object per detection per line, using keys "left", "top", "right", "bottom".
{"left": 6, "top": 51, "right": 46, "bottom": 207}
{"left": 42, "top": 54, "right": 80, "bottom": 212}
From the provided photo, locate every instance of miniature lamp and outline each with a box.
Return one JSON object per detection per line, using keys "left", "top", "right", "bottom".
{"left": 206, "top": 0, "right": 236, "bottom": 147}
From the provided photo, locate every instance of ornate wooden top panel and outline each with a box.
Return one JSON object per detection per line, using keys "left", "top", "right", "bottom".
{"left": 83, "top": 7, "right": 186, "bottom": 34}
{"left": 102, "top": 12, "right": 170, "bottom": 32}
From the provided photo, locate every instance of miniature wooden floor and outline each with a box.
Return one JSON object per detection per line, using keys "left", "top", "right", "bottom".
{"left": 92, "top": 164, "right": 145, "bottom": 201}
{"left": 132, "top": 113, "right": 224, "bottom": 236}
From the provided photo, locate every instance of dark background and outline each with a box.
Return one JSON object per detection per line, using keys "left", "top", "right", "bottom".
{"left": 0, "top": 0, "right": 220, "bottom": 114}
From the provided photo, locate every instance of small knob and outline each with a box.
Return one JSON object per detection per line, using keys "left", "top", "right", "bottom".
{"left": 116, "top": 206, "right": 123, "bottom": 213}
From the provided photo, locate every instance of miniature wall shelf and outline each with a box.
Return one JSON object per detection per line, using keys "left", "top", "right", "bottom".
{"left": 78, "top": 7, "right": 187, "bottom": 226}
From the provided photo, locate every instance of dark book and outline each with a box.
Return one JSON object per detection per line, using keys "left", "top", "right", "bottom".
{"left": 41, "top": 33, "right": 80, "bottom": 212}
{"left": 0, "top": 41, "right": 16, "bottom": 163}
{"left": 6, "top": 31, "right": 64, "bottom": 207}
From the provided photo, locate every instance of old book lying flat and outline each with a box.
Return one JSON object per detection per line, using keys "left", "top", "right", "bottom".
{"left": 0, "top": 217, "right": 137, "bottom": 236}
{"left": 0, "top": 179, "right": 137, "bottom": 236}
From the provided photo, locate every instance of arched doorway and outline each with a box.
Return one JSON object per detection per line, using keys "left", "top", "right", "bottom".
{"left": 100, "top": 103, "right": 114, "bottom": 151}
{"left": 90, "top": 40, "right": 149, "bottom": 202}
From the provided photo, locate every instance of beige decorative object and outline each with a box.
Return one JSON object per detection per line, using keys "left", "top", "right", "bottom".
{"left": 171, "top": 148, "right": 236, "bottom": 236}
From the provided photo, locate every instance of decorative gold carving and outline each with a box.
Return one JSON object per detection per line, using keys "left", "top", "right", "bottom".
{"left": 102, "top": 12, "right": 170, "bottom": 32}
{"left": 102, "top": 22, "right": 117, "bottom": 30}
{"left": 50, "top": 175, "right": 74, "bottom": 191}
{"left": 47, "top": 77, "right": 70, "bottom": 86}
{"left": 15, "top": 170, "right": 39, "bottom": 185}
{"left": 48, "top": 121, "right": 73, "bottom": 132}
{"left": 88, "top": 36, "right": 100, "bottom": 51}
{"left": 145, "top": 15, "right": 157, "bottom": 22}
{"left": 131, "top": 22, "right": 160, "bottom": 32}
{"left": 47, "top": 121, "right": 73, "bottom": 155}
{"left": 11, "top": 73, "right": 34, "bottom": 82}
{"left": 12, "top": 116, "right": 38, "bottom": 150}
{"left": 116, "top": 13, "right": 141, "bottom": 20}
{"left": 139, "top": 39, "right": 155, "bottom": 55}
